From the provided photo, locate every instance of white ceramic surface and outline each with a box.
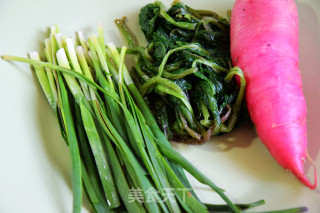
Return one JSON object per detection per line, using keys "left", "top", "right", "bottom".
{"left": 0, "top": 0, "right": 319, "bottom": 212}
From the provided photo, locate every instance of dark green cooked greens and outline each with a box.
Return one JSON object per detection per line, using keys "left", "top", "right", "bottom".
{"left": 116, "top": 0, "right": 247, "bottom": 144}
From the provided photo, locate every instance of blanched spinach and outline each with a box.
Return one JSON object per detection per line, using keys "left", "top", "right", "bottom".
{"left": 117, "top": 1, "right": 247, "bottom": 143}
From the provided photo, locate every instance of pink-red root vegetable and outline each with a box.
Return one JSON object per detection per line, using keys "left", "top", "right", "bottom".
{"left": 230, "top": 0, "right": 317, "bottom": 189}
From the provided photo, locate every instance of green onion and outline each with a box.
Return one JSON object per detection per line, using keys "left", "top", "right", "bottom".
{"left": 2, "top": 21, "right": 293, "bottom": 213}
{"left": 57, "top": 71, "right": 82, "bottom": 213}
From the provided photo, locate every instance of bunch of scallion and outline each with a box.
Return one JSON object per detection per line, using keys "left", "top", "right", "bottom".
{"left": 2, "top": 25, "right": 306, "bottom": 213}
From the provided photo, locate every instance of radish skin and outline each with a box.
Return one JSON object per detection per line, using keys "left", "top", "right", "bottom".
{"left": 230, "top": 0, "right": 317, "bottom": 189}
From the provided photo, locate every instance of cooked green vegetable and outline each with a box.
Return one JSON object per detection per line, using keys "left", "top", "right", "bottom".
{"left": 116, "top": 0, "right": 246, "bottom": 143}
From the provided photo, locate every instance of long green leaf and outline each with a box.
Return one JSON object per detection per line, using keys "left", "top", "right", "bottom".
{"left": 79, "top": 98, "right": 120, "bottom": 209}
{"left": 58, "top": 74, "right": 82, "bottom": 213}
{"left": 74, "top": 103, "right": 110, "bottom": 213}
{"left": 102, "top": 132, "right": 146, "bottom": 213}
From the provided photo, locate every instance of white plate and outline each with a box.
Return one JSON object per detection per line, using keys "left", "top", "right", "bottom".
{"left": 0, "top": 0, "right": 319, "bottom": 212}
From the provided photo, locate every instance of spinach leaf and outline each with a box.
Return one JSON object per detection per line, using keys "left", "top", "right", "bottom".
{"left": 124, "top": 1, "right": 247, "bottom": 143}
{"left": 139, "top": 3, "right": 161, "bottom": 42}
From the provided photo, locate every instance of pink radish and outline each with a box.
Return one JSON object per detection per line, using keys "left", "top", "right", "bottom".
{"left": 230, "top": 0, "right": 317, "bottom": 189}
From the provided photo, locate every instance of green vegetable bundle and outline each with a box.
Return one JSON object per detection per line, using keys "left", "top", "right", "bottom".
{"left": 116, "top": 0, "right": 246, "bottom": 143}
{"left": 2, "top": 26, "right": 257, "bottom": 213}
